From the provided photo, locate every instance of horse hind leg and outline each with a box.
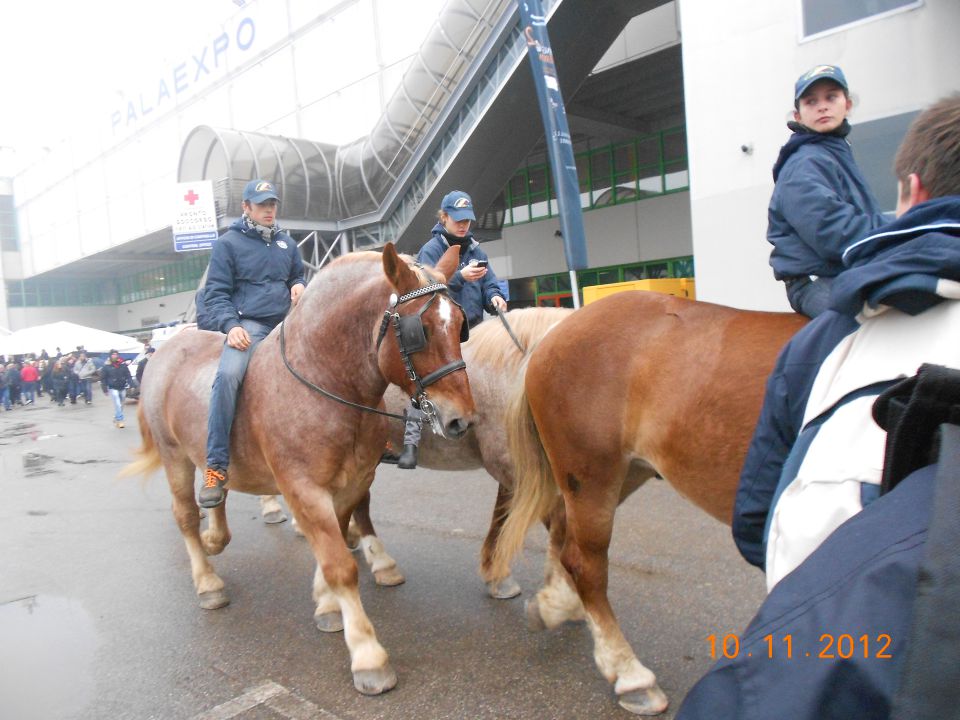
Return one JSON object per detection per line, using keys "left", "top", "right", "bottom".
{"left": 557, "top": 464, "right": 668, "bottom": 716}
{"left": 259, "top": 494, "right": 288, "bottom": 524}
{"left": 480, "top": 483, "right": 522, "bottom": 600}
{"left": 166, "top": 458, "right": 229, "bottom": 610}
{"left": 525, "top": 504, "right": 585, "bottom": 629}
{"left": 352, "top": 491, "right": 405, "bottom": 587}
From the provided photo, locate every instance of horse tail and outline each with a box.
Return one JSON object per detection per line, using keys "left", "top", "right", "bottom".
{"left": 490, "top": 369, "right": 560, "bottom": 579}
{"left": 119, "top": 403, "right": 162, "bottom": 479}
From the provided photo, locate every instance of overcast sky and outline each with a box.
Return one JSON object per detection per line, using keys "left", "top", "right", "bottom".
{"left": 1, "top": 1, "right": 237, "bottom": 173}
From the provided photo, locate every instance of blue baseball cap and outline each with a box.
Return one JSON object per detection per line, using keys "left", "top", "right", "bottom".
{"left": 441, "top": 190, "right": 476, "bottom": 222}
{"left": 243, "top": 179, "right": 280, "bottom": 204}
{"left": 794, "top": 64, "right": 848, "bottom": 101}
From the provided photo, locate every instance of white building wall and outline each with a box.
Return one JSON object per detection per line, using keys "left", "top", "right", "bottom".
{"left": 679, "top": 0, "right": 960, "bottom": 310}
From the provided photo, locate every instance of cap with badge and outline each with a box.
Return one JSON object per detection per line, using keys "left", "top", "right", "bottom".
{"left": 441, "top": 190, "right": 476, "bottom": 222}
{"left": 794, "top": 64, "right": 848, "bottom": 102}
{"left": 243, "top": 179, "right": 280, "bottom": 204}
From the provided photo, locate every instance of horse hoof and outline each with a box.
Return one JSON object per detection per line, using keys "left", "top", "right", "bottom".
{"left": 618, "top": 685, "right": 669, "bottom": 716}
{"left": 262, "top": 510, "right": 287, "bottom": 524}
{"left": 315, "top": 611, "right": 344, "bottom": 633}
{"left": 353, "top": 665, "right": 398, "bottom": 695}
{"left": 524, "top": 598, "right": 546, "bottom": 631}
{"left": 199, "top": 590, "right": 230, "bottom": 610}
{"left": 373, "top": 567, "right": 406, "bottom": 587}
{"left": 487, "top": 575, "right": 522, "bottom": 600}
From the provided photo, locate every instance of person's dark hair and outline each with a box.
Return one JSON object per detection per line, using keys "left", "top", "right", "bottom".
{"left": 894, "top": 93, "right": 960, "bottom": 200}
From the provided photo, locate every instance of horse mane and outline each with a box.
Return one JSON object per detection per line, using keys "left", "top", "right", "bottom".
{"left": 315, "top": 251, "right": 440, "bottom": 288}
{"left": 467, "top": 307, "right": 573, "bottom": 372}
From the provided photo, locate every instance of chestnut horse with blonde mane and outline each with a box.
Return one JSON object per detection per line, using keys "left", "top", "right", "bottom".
{"left": 124, "top": 243, "right": 474, "bottom": 697}
{"left": 491, "top": 290, "right": 807, "bottom": 715}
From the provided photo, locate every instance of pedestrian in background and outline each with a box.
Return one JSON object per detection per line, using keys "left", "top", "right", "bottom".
{"left": 100, "top": 350, "right": 132, "bottom": 428}
{"left": 75, "top": 351, "right": 98, "bottom": 405}
{"left": 20, "top": 360, "right": 39, "bottom": 405}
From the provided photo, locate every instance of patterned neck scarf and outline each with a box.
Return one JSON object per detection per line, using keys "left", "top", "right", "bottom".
{"left": 241, "top": 213, "right": 279, "bottom": 242}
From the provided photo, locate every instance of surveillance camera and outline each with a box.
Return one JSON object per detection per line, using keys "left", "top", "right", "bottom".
{"left": 740, "top": 143, "right": 754, "bottom": 155}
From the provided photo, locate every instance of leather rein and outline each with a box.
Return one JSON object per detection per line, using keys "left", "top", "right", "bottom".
{"left": 279, "top": 282, "right": 467, "bottom": 427}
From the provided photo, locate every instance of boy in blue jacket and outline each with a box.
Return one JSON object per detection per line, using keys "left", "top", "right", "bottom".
{"left": 767, "top": 65, "right": 886, "bottom": 317}
{"left": 199, "top": 179, "right": 305, "bottom": 507}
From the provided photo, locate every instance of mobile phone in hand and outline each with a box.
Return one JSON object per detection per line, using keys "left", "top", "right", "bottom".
{"left": 473, "top": 259, "right": 488, "bottom": 268}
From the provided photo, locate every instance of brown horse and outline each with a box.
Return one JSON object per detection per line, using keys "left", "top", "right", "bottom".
{"left": 262, "top": 307, "right": 574, "bottom": 598}
{"left": 491, "top": 291, "right": 807, "bottom": 715}
{"left": 123, "top": 243, "right": 474, "bottom": 696}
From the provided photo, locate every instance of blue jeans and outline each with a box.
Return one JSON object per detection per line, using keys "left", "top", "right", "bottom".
{"left": 206, "top": 318, "right": 273, "bottom": 470}
{"left": 79, "top": 379, "right": 93, "bottom": 402}
{"left": 22, "top": 381, "right": 36, "bottom": 404}
{"left": 109, "top": 389, "right": 126, "bottom": 421}
{"left": 1, "top": 386, "right": 9, "bottom": 410}
{"left": 785, "top": 276, "right": 834, "bottom": 318}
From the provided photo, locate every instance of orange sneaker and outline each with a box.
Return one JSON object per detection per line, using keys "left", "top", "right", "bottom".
{"left": 199, "top": 467, "right": 227, "bottom": 508}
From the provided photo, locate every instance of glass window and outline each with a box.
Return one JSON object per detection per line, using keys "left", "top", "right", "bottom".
{"left": 851, "top": 110, "right": 919, "bottom": 214}
{"left": 802, "top": 0, "right": 921, "bottom": 37}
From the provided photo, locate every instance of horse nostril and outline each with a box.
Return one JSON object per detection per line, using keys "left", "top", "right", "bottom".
{"left": 446, "top": 417, "right": 471, "bottom": 438}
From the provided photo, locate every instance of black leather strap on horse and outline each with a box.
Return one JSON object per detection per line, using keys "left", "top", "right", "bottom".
{"left": 279, "top": 319, "right": 407, "bottom": 421}
{"left": 496, "top": 308, "right": 526, "bottom": 355}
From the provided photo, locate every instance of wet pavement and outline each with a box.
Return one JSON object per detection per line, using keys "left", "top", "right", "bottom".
{"left": 1, "top": 396, "right": 765, "bottom": 720}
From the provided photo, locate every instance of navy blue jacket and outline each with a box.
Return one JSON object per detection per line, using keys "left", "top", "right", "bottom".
{"left": 417, "top": 226, "right": 505, "bottom": 327}
{"left": 100, "top": 360, "right": 132, "bottom": 391}
{"left": 679, "top": 463, "right": 933, "bottom": 720}
{"left": 735, "top": 197, "right": 960, "bottom": 568}
{"left": 767, "top": 125, "right": 886, "bottom": 280}
{"left": 204, "top": 219, "right": 305, "bottom": 334}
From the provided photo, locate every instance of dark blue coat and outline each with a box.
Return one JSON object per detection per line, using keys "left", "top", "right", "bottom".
{"left": 417, "top": 226, "right": 505, "bottom": 327}
{"left": 735, "top": 197, "right": 960, "bottom": 568}
{"left": 767, "top": 129, "right": 886, "bottom": 280}
{"left": 203, "top": 219, "right": 305, "bottom": 334}
{"left": 679, "top": 463, "right": 932, "bottom": 720}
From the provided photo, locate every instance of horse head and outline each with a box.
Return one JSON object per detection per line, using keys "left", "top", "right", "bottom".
{"left": 378, "top": 243, "right": 475, "bottom": 439}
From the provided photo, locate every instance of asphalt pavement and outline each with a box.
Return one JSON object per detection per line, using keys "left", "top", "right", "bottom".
{"left": 1, "top": 394, "right": 765, "bottom": 720}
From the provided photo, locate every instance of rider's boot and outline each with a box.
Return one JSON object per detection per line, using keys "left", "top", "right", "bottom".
{"left": 199, "top": 467, "right": 228, "bottom": 508}
{"left": 397, "top": 444, "right": 418, "bottom": 470}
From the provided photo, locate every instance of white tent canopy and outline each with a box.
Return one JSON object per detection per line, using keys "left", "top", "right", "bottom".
{"left": 0, "top": 321, "right": 143, "bottom": 357}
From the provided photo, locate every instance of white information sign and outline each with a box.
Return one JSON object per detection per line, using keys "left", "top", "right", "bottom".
{"left": 173, "top": 180, "right": 219, "bottom": 251}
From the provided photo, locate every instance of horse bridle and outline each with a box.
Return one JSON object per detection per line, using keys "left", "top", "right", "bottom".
{"left": 280, "top": 282, "right": 468, "bottom": 430}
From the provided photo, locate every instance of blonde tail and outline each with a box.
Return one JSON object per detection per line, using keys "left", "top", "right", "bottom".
{"left": 490, "top": 371, "right": 560, "bottom": 579}
{"left": 118, "top": 403, "right": 162, "bottom": 479}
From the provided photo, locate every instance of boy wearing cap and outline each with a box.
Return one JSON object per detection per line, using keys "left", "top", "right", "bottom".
{"left": 767, "top": 64, "right": 886, "bottom": 317}
{"left": 199, "top": 179, "right": 305, "bottom": 507}
{"left": 391, "top": 190, "right": 506, "bottom": 469}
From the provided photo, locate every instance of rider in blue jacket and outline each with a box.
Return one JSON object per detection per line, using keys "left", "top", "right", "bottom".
{"left": 682, "top": 93, "right": 960, "bottom": 720}
{"left": 767, "top": 65, "right": 886, "bottom": 317}
{"left": 389, "top": 190, "right": 506, "bottom": 470}
{"left": 199, "top": 179, "right": 305, "bottom": 507}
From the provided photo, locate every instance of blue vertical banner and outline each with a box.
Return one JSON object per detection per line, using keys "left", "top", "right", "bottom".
{"left": 518, "top": 0, "right": 588, "bottom": 272}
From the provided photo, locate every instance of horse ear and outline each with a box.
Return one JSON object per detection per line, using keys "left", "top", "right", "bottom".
{"left": 382, "top": 242, "right": 419, "bottom": 294}
{"left": 432, "top": 244, "right": 461, "bottom": 282}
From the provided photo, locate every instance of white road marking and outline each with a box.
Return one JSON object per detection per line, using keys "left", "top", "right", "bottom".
{"left": 191, "top": 680, "right": 342, "bottom": 720}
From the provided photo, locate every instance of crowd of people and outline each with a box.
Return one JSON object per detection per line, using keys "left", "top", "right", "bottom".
{"left": 0, "top": 345, "right": 151, "bottom": 428}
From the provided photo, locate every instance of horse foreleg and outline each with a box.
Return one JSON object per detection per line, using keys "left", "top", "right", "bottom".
{"left": 293, "top": 488, "right": 396, "bottom": 696}
{"left": 351, "top": 491, "right": 405, "bottom": 587}
{"left": 166, "top": 461, "right": 228, "bottom": 610}
{"left": 259, "top": 495, "right": 288, "bottom": 524}
{"left": 201, "top": 502, "right": 232, "bottom": 556}
{"left": 480, "top": 483, "right": 522, "bottom": 599}
{"left": 558, "top": 470, "right": 668, "bottom": 716}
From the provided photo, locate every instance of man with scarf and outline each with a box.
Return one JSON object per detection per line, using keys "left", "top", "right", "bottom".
{"left": 767, "top": 65, "right": 887, "bottom": 317}
{"left": 678, "top": 93, "right": 960, "bottom": 720}
{"left": 198, "top": 179, "right": 305, "bottom": 507}
{"left": 388, "top": 190, "right": 506, "bottom": 470}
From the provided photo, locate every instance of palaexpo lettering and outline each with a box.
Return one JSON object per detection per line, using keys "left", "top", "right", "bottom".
{"left": 111, "top": 17, "right": 256, "bottom": 134}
